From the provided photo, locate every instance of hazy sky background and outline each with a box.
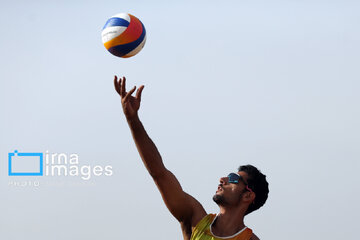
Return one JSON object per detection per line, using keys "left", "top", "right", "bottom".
{"left": 1, "top": 0, "right": 359, "bottom": 239}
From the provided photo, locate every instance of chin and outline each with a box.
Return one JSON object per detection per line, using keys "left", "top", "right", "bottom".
{"left": 212, "top": 194, "right": 224, "bottom": 205}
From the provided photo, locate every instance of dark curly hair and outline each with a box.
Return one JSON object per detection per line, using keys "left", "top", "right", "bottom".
{"left": 238, "top": 165, "right": 269, "bottom": 215}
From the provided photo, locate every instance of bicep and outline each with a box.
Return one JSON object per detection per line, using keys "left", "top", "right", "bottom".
{"left": 153, "top": 169, "right": 206, "bottom": 224}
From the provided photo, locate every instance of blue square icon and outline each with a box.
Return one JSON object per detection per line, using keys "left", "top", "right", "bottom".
{"left": 8, "top": 150, "right": 43, "bottom": 176}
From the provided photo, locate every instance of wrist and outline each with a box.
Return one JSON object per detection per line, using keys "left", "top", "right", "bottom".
{"left": 126, "top": 113, "right": 140, "bottom": 123}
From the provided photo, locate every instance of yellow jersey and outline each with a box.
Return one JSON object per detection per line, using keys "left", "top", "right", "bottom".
{"left": 191, "top": 214, "right": 253, "bottom": 240}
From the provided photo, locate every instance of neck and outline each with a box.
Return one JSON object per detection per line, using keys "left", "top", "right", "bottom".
{"left": 211, "top": 206, "right": 247, "bottom": 237}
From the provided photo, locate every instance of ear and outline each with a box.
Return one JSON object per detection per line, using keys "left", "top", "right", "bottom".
{"left": 242, "top": 191, "right": 256, "bottom": 204}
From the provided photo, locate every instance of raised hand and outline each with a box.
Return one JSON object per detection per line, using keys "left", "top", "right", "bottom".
{"left": 114, "top": 76, "right": 144, "bottom": 120}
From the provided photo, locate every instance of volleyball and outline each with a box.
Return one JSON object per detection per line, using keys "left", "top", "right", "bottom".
{"left": 101, "top": 13, "right": 146, "bottom": 58}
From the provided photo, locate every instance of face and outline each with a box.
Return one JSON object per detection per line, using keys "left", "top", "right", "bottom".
{"left": 212, "top": 171, "right": 251, "bottom": 206}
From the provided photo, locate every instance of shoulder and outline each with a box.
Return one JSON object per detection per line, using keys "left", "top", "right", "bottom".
{"left": 193, "top": 213, "right": 215, "bottom": 227}
{"left": 250, "top": 233, "right": 260, "bottom": 240}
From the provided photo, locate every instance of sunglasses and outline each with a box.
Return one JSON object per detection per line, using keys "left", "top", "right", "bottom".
{"left": 227, "top": 173, "right": 254, "bottom": 193}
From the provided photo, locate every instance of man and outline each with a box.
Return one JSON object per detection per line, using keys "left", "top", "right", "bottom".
{"left": 114, "top": 76, "right": 269, "bottom": 240}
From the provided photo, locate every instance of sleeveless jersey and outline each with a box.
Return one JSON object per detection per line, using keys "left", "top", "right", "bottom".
{"left": 190, "top": 214, "right": 253, "bottom": 240}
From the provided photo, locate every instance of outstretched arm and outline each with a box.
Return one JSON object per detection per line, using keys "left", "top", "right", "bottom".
{"left": 114, "top": 76, "right": 206, "bottom": 226}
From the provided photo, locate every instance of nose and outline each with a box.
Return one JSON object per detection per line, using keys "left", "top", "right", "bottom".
{"left": 219, "top": 176, "right": 228, "bottom": 185}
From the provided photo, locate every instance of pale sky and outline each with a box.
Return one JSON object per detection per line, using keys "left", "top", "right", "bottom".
{"left": 1, "top": 1, "right": 359, "bottom": 239}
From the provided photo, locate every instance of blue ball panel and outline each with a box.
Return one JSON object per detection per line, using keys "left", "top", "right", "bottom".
{"left": 103, "top": 17, "right": 129, "bottom": 30}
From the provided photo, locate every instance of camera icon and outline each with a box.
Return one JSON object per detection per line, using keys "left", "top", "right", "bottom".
{"left": 8, "top": 150, "right": 43, "bottom": 176}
